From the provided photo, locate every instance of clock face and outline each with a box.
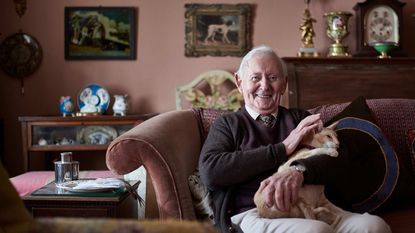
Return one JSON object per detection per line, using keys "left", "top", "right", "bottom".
{"left": 364, "top": 5, "right": 399, "bottom": 44}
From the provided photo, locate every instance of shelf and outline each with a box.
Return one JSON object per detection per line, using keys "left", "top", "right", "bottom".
{"left": 19, "top": 114, "right": 155, "bottom": 171}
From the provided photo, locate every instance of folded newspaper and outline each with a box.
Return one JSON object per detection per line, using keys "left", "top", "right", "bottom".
{"left": 71, "top": 178, "right": 125, "bottom": 190}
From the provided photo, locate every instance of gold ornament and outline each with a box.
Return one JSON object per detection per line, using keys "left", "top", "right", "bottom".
{"left": 298, "top": 0, "right": 319, "bottom": 57}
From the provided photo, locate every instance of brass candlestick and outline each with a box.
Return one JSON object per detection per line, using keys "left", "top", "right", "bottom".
{"left": 298, "top": 0, "right": 319, "bottom": 57}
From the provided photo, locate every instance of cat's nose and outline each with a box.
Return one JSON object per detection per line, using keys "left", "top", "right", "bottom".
{"left": 325, "top": 142, "right": 339, "bottom": 148}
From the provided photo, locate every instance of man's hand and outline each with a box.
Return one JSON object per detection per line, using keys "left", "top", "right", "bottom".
{"left": 282, "top": 114, "right": 323, "bottom": 155}
{"left": 257, "top": 167, "right": 304, "bottom": 212}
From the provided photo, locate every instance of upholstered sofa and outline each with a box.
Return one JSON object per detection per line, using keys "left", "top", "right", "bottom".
{"left": 106, "top": 98, "right": 415, "bottom": 233}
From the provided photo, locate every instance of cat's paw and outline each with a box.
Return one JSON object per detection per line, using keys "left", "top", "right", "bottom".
{"left": 326, "top": 148, "right": 339, "bottom": 157}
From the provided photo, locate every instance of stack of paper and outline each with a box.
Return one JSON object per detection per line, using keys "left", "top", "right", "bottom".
{"left": 72, "top": 178, "right": 124, "bottom": 190}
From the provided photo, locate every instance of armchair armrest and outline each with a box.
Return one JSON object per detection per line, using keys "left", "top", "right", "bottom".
{"left": 106, "top": 110, "right": 202, "bottom": 220}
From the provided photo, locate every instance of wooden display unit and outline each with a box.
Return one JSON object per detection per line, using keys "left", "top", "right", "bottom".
{"left": 19, "top": 114, "right": 155, "bottom": 171}
{"left": 282, "top": 57, "right": 415, "bottom": 109}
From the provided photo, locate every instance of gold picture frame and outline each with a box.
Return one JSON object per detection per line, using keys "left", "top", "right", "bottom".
{"left": 185, "top": 4, "right": 252, "bottom": 57}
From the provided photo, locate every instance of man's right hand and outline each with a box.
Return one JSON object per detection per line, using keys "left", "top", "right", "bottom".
{"left": 282, "top": 114, "right": 322, "bottom": 155}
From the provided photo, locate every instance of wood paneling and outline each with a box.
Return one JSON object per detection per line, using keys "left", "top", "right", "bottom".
{"left": 283, "top": 57, "right": 415, "bottom": 109}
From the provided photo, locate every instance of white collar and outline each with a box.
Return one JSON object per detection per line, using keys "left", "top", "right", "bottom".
{"left": 245, "top": 105, "right": 278, "bottom": 120}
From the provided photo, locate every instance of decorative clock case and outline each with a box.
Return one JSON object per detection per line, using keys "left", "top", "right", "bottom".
{"left": 353, "top": 0, "right": 406, "bottom": 57}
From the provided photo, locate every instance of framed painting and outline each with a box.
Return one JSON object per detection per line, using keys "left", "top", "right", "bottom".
{"left": 185, "top": 4, "right": 252, "bottom": 57}
{"left": 64, "top": 7, "right": 137, "bottom": 60}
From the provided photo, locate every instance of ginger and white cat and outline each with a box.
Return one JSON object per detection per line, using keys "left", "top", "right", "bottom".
{"left": 254, "top": 122, "right": 346, "bottom": 227}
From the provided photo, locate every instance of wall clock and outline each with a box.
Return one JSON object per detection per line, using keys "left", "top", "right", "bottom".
{"left": 353, "top": 0, "right": 406, "bottom": 57}
{"left": 0, "top": 32, "right": 42, "bottom": 94}
{"left": 0, "top": 32, "right": 42, "bottom": 78}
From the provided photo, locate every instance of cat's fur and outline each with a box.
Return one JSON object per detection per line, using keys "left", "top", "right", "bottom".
{"left": 253, "top": 122, "right": 346, "bottom": 227}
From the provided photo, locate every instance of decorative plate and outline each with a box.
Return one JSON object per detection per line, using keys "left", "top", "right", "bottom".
{"left": 76, "top": 126, "right": 117, "bottom": 145}
{"left": 0, "top": 32, "right": 42, "bottom": 78}
{"left": 77, "top": 84, "right": 110, "bottom": 114}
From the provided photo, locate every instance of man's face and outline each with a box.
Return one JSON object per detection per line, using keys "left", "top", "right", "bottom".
{"left": 236, "top": 53, "right": 287, "bottom": 114}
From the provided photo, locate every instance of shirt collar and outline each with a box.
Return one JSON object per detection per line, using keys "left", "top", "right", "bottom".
{"left": 245, "top": 105, "right": 278, "bottom": 120}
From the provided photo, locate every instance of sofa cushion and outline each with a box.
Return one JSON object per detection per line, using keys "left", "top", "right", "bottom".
{"left": 310, "top": 98, "right": 415, "bottom": 213}
{"left": 0, "top": 162, "right": 38, "bottom": 233}
{"left": 407, "top": 129, "right": 415, "bottom": 161}
{"left": 192, "top": 108, "right": 229, "bottom": 143}
{"left": 310, "top": 98, "right": 415, "bottom": 178}
{"left": 322, "top": 96, "right": 399, "bottom": 213}
{"left": 188, "top": 171, "right": 214, "bottom": 222}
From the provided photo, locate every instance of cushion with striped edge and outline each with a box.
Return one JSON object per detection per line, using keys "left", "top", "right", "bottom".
{"left": 324, "top": 96, "right": 399, "bottom": 213}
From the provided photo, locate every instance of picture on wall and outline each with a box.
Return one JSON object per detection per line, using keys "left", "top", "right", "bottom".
{"left": 64, "top": 7, "right": 137, "bottom": 60}
{"left": 185, "top": 4, "right": 252, "bottom": 57}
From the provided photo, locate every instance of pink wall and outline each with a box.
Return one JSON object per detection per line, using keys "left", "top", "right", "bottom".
{"left": 1, "top": 0, "right": 415, "bottom": 175}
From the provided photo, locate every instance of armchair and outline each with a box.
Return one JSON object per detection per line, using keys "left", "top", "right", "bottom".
{"left": 106, "top": 99, "right": 415, "bottom": 233}
{"left": 106, "top": 109, "right": 224, "bottom": 220}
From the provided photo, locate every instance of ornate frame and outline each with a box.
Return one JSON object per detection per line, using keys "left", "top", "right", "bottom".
{"left": 185, "top": 4, "right": 252, "bottom": 57}
{"left": 64, "top": 7, "right": 137, "bottom": 60}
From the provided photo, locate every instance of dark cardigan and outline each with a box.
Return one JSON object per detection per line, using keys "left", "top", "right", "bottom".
{"left": 199, "top": 106, "right": 311, "bottom": 232}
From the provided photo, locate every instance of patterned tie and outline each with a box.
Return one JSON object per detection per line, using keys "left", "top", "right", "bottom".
{"left": 258, "top": 114, "right": 275, "bottom": 127}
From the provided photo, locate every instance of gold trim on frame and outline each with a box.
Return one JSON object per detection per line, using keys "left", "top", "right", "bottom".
{"left": 185, "top": 4, "right": 252, "bottom": 57}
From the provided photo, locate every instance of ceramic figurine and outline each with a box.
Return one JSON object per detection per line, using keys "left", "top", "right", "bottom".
{"left": 112, "top": 94, "right": 129, "bottom": 116}
{"left": 38, "top": 138, "right": 47, "bottom": 146}
{"left": 60, "top": 96, "right": 75, "bottom": 117}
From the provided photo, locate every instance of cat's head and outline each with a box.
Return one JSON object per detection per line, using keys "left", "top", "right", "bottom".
{"left": 302, "top": 121, "right": 339, "bottom": 149}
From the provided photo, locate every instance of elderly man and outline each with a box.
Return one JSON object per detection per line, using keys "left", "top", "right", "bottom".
{"left": 198, "top": 45, "right": 391, "bottom": 233}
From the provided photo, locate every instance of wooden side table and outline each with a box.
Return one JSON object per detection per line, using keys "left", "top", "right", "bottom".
{"left": 22, "top": 179, "right": 142, "bottom": 218}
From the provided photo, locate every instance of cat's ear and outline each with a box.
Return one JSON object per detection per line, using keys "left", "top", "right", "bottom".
{"left": 327, "top": 121, "right": 339, "bottom": 130}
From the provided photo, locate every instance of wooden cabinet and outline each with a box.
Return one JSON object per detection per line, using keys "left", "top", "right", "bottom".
{"left": 19, "top": 114, "right": 155, "bottom": 171}
{"left": 283, "top": 57, "right": 415, "bottom": 109}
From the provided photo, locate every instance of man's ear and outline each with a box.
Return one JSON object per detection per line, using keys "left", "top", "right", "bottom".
{"left": 280, "top": 76, "right": 288, "bottom": 95}
{"left": 234, "top": 73, "right": 243, "bottom": 93}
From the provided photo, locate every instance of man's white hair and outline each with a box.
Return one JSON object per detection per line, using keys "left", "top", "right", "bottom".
{"left": 236, "top": 45, "right": 287, "bottom": 79}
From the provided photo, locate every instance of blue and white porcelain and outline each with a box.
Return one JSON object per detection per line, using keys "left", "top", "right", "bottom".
{"left": 60, "top": 96, "right": 75, "bottom": 117}
{"left": 78, "top": 84, "right": 110, "bottom": 114}
{"left": 112, "top": 94, "right": 129, "bottom": 116}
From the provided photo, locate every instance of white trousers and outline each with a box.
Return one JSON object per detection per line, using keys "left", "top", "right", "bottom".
{"left": 231, "top": 208, "right": 391, "bottom": 233}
